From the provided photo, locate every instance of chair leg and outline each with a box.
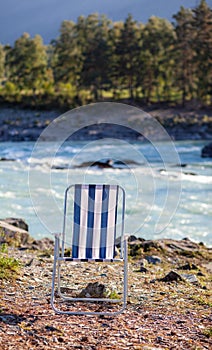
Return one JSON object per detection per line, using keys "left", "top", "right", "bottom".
{"left": 50, "top": 256, "right": 57, "bottom": 312}
{"left": 51, "top": 263, "right": 127, "bottom": 315}
{"left": 123, "top": 239, "right": 128, "bottom": 308}
{"left": 51, "top": 238, "right": 128, "bottom": 315}
{"left": 57, "top": 261, "right": 62, "bottom": 296}
{"left": 51, "top": 235, "right": 61, "bottom": 313}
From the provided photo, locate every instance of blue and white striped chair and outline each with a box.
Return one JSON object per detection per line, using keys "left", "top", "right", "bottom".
{"left": 51, "top": 184, "right": 128, "bottom": 315}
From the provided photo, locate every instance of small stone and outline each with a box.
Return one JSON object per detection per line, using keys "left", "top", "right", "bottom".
{"left": 45, "top": 325, "right": 60, "bottom": 332}
{"left": 145, "top": 255, "right": 162, "bottom": 264}
{"left": 150, "top": 279, "right": 156, "bottom": 283}
{"left": 81, "top": 336, "right": 88, "bottom": 342}
{"left": 58, "top": 337, "right": 64, "bottom": 343}
{"left": 169, "top": 330, "right": 176, "bottom": 336}
{"left": 25, "top": 258, "right": 34, "bottom": 267}
{"left": 159, "top": 271, "right": 183, "bottom": 282}
{"left": 181, "top": 273, "right": 199, "bottom": 284}
{"left": 156, "top": 336, "right": 163, "bottom": 342}
{"left": 101, "top": 323, "right": 109, "bottom": 327}
{"left": 28, "top": 286, "right": 35, "bottom": 290}
{"left": 197, "top": 271, "right": 205, "bottom": 276}
{"left": 177, "top": 263, "right": 198, "bottom": 270}
{"left": 139, "top": 266, "right": 148, "bottom": 273}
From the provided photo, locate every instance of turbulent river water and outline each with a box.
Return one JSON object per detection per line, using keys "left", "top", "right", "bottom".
{"left": 0, "top": 140, "right": 211, "bottom": 246}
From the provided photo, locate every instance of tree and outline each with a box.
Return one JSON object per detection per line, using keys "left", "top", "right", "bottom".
{"left": 52, "top": 20, "right": 82, "bottom": 89}
{"left": 0, "top": 44, "right": 5, "bottom": 84}
{"left": 139, "top": 16, "right": 176, "bottom": 103}
{"left": 193, "top": 0, "right": 212, "bottom": 104}
{"left": 6, "top": 33, "right": 49, "bottom": 92}
{"left": 107, "top": 21, "right": 124, "bottom": 98}
{"left": 115, "top": 14, "right": 141, "bottom": 99}
{"left": 173, "top": 7, "right": 196, "bottom": 105}
{"left": 77, "top": 14, "right": 112, "bottom": 100}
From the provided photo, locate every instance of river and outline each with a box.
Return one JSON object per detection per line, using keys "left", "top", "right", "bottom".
{"left": 0, "top": 139, "right": 211, "bottom": 246}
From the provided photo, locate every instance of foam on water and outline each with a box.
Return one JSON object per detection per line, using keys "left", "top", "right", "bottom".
{"left": 0, "top": 140, "right": 211, "bottom": 246}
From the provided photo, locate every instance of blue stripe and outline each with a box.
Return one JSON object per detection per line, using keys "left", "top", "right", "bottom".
{"left": 72, "top": 185, "right": 81, "bottom": 258}
{"left": 86, "top": 185, "right": 95, "bottom": 258}
{"left": 100, "top": 185, "right": 109, "bottom": 258}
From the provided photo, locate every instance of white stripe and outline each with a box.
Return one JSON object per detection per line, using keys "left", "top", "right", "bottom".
{"left": 78, "top": 187, "right": 88, "bottom": 258}
{"left": 106, "top": 186, "right": 117, "bottom": 259}
{"left": 92, "top": 186, "right": 103, "bottom": 259}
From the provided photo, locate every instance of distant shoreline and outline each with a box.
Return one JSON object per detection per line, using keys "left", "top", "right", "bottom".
{"left": 0, "top": 103, "right": 211, "bottom": 142}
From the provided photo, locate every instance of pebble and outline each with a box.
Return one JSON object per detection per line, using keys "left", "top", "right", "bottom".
{"left": 28, "top": 286, "right": 35, "bottom": 290}
{"left": 145, "top": 256, "right": 162, "bottom": 264}
{"left": 156, "top": 336, "right": 163, "bottom": 342}
{"left": 181, "top": 273, "right": 199, "bottom": 284}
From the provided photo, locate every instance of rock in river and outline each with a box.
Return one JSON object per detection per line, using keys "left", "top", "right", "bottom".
{"left": 201, "top": 142, "right": 212, "bottom": 158}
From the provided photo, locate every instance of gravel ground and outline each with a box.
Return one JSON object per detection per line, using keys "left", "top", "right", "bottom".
{"left": 0, "top": 238, "right": 211, "bottom": 350}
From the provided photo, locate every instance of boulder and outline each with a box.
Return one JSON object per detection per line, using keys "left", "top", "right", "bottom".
{"left": 2, "top": 218, "right": 29, "bottom": 231}
{"left": 78, "top": 282, "right": 109, "bottom": 298}
{"left": 115, "top": 234, "right": 141, "bottom": 249}
{"left": 31, "top": 237, "right": 54, "bottom": 251}
{"left": 0, "top": 220, "right": 33, "bottom": 247}
{"left": 201, "top": 142, "right": 212, "bottom": 158}
{"left": 128, "top": 238, "right": 160, "bottom": 257}
{"left": 0, "top": 157, "right": 15, "bottom": 161}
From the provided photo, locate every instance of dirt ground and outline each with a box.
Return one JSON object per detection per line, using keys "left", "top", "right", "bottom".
{"left": 0, "top": 239, "right": 211, "bottom": 350}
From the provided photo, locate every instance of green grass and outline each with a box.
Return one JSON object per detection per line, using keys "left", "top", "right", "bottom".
{"left": 108, "top": 290, "right": 121, "bottom": 300}
{"left": 190, "top": 295, "right": 212, "bottom": 308}
{"left": 203, "top": 327, "right": 212, "bottom": 338}
{"left": 0, "top": 244, "right": 20, "bottom": 280}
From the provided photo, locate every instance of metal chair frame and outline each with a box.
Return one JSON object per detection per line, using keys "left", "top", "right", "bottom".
{"left": 51, "top": 184, "right": 128, "bottom": 315}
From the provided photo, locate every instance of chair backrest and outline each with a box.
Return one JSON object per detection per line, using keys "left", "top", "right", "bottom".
{"left": 62, "top": 184, "right": 125, "bottom": 260}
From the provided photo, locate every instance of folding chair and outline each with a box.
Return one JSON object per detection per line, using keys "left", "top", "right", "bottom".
{"left": 51, "top": 184, "right": 128, "bottom": 315}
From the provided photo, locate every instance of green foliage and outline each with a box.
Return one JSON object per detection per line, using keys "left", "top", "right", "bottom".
{"left": 5, "top": 33, "right": 51, "bottom": 92}
{"left": 0, "top": 44, "right": 5, "bottom": 82}
{"left": 3, "top": 81, "right": 19, "bottom": 95}
{"left": 191, "top": 295, "right": 212, "bottom": 308}
{"left": 115, "top": 14, "right": 141, "bottom": 99}
{"left": 203, "top": 327, "right": 212, "bottom": 338}
{"left": 108, "top": 290, "right": 121, "bottom": 300}
{"left": 0, "top": 1, "right": 211, "bottom": 107}
{"left": 0, "top": 244, "right": 20, "bottom": 280}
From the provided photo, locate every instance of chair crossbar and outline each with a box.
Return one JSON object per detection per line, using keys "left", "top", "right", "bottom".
{"left": 58, "top": 257, "right": 123, "bottom": 262}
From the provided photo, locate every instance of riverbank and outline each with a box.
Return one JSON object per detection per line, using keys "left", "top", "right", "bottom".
{"left": 0, "top": 104, "right": 211, "bottom": 142}
{"left": 0, "top": 219, "right": 211, "bottom": 349}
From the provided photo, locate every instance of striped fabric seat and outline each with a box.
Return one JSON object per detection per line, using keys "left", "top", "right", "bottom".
{"left": 51, "top": 183, "right": 128, "bottom": 316}
{"left": 70, "top": 184, "right": 120, "bottom": 260}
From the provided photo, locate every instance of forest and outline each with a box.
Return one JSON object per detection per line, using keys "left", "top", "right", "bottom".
{"left": 0, "top": 0, "right": 211, "bottom": 110}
